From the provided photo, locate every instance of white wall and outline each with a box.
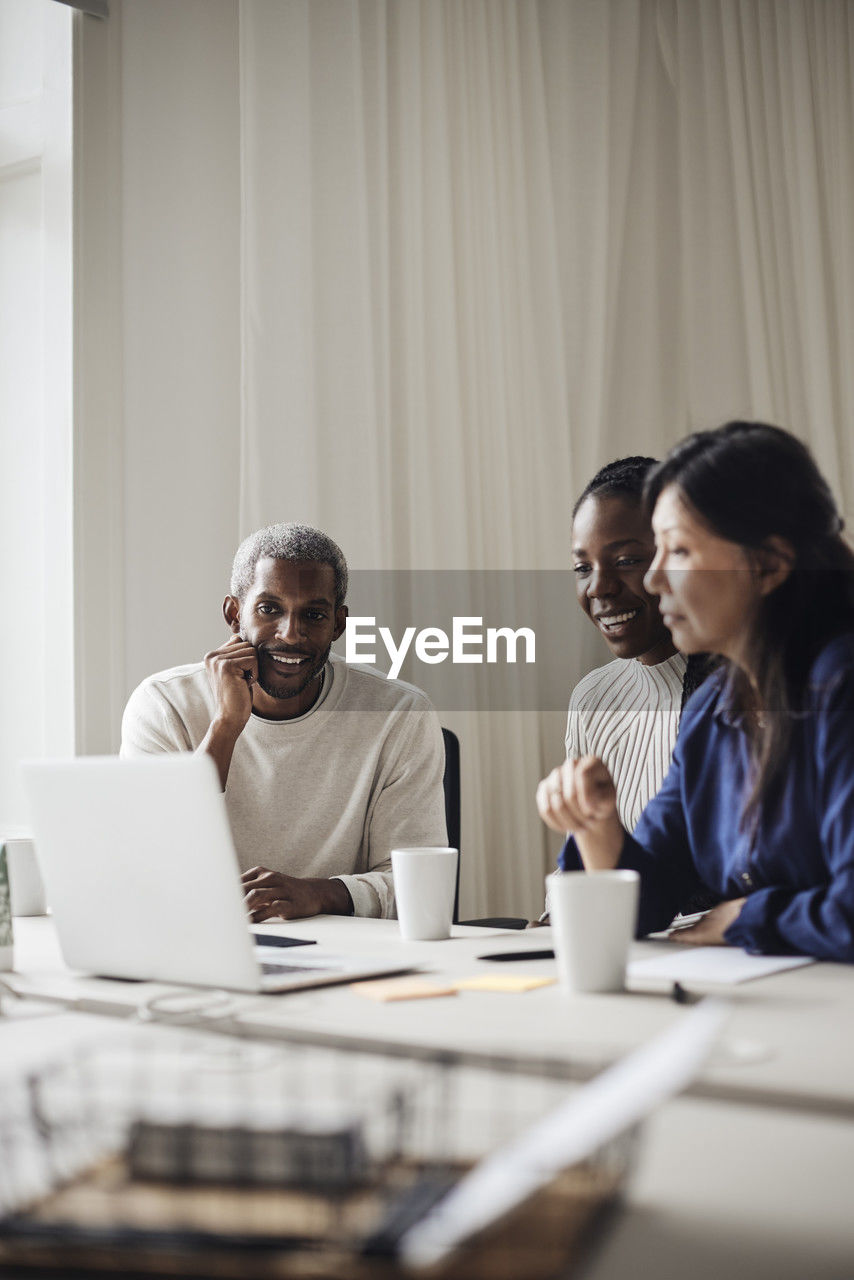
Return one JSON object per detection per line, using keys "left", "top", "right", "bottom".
{"left": 121, "top": 0, "right": 242, "bottom": 699}
{"left": 77, "top": 0, "right": 243, "bottom": 752}
{"left": 0, "top": 0, "right": 73, "bottom": 830}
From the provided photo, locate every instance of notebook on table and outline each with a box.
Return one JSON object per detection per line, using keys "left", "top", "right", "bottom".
{"left": 22, "top": 753, "right": 410, "bottom": 995}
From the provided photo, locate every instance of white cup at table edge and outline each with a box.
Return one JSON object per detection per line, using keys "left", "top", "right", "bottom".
{"left": 391, "top": 846, "right": 458, "bottom": 941}
{"left": 2, "top": 838, "right": 48, "bottom": 917}
{"left": 546, "top": 868, "right": 639, "bottom": 994}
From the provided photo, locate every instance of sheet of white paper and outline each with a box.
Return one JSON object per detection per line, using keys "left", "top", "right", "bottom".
{"left": 400, "top": 999, "right": 729, "bottom": 1269}
{"left": 628, "top": 947, "right": 814, "bottom": 986}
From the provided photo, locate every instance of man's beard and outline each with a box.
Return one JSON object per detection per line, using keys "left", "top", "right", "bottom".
{"left": 257, "top": 646, "right": 331, "bottom": 700}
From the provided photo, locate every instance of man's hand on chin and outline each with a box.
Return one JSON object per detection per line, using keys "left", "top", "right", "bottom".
{"left": 241, "top": 866, "right": 354, "bottom": 921}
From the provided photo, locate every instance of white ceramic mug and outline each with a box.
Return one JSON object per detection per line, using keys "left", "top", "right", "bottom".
{"left": 4, "top": 838, "right": 48, "bottom": 916}
{"left": 391, "top": 847, "right": 458, "bottom": 941}
{"left": 546, "top": 869, "right": 639, "bottom": 993}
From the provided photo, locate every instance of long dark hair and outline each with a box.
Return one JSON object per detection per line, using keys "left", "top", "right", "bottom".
{"left": 574, "top": 455, "right": 711, "bottom": 712}
{"left": 644, "top": 421, "right": 854, "bottom": 831}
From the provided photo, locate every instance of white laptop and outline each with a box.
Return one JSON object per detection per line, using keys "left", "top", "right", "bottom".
{"left": 22, "top": 753, "right": 411, "bottom": 994}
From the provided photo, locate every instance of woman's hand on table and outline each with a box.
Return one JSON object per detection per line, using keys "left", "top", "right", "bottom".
{"left": 670, "top": 898, "right": 746, "bottom": 945}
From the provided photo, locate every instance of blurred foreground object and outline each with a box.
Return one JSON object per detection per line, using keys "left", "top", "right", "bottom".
{"left": 0, "top": 1000, "right": 726, "bottom": 1278}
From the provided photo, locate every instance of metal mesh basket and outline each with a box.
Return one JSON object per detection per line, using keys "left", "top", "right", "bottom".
{"left": 0, "top": 1010, "right": 638, "bottom": 1278}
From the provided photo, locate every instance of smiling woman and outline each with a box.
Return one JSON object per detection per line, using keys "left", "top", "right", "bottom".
{"left": 563, "top": 458, "right": 707, "bottom": 834}
{"left": 572, "top": 462, "right": 675, "bottom": 667}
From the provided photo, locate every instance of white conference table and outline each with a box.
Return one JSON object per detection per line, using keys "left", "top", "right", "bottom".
{"left": 8, "top": 914, "right": 854, "bottom": 1118}
{"left": 3, "top": 915, "right": 854, "bottom": 1279}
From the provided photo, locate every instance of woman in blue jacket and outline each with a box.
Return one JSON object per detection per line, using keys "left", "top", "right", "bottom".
{"left": 537, "top": 421, "right": 854, "bottom": 962}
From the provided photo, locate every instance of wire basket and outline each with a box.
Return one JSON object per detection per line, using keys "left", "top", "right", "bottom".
{"left": 0, "top": 1009, "right": 638, "bottom": 1279}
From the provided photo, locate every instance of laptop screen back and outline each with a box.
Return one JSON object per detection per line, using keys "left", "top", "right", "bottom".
{"left": 23, "top": 754, "right": 262, "bottom": 991}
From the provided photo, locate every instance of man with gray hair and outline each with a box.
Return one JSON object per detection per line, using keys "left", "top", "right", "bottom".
{"left": 121, "top": 523, "right": 447, "bottom": 919}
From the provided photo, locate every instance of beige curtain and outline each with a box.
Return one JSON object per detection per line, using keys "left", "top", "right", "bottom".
{"left": 660, "top": 0, "right": 854, "bottom": 509}
{"left": 238, "top": 0, "right": 854, "bottom": 917}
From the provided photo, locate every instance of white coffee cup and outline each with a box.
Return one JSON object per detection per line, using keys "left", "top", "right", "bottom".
{"left": 391, "top": 847, "right": 458, "bottom": 941}
{"left": 4, "top": 838, "right": 48, "bottom": 916}
{"left": 546, "top": 869, "right": 639, "bottom": 993}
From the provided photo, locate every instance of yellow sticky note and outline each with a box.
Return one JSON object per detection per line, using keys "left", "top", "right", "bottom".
{"left": 454, "top": 974, "right": 556, "bottom": 994}
{"left": 350, "top": 977, "right": 459, "bottom": 1002}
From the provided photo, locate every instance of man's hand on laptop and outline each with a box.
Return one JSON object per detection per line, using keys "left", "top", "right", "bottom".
{"left": 241, "top": 866, "right": 354, "bottom": 921}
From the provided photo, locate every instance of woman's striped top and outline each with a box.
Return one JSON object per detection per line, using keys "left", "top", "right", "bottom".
{"left": 565, "top": 652, "right": 687, "bottom": 832}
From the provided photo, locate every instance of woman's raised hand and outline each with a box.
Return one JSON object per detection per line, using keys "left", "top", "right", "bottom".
{"left": 536, "top": 757, "right": 624, "bottom": 869}
{"left": 536, "top": 756, "right": 616, "bottom": 832}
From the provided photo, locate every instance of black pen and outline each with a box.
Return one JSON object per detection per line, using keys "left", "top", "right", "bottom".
{"left": 478, "top": 949, "right": 555, "bottom": 963}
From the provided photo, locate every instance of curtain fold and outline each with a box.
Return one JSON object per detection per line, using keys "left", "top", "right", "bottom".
{"left": 239, "top": 0, "right": 854, "bottom": 916}
{"left": 667, "top": 0, "right": 854, "bottom": 503}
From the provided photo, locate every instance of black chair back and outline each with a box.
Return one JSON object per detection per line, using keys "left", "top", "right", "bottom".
{"left": 441, "top": 727, "right": 461, "bottom": 923}
{"left": 441, "top": 727, "right": 527, "bottom": 929}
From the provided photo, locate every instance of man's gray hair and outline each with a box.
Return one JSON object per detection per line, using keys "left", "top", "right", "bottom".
{"left": 230, "top": 523, "right": 349, "bottom": 607}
